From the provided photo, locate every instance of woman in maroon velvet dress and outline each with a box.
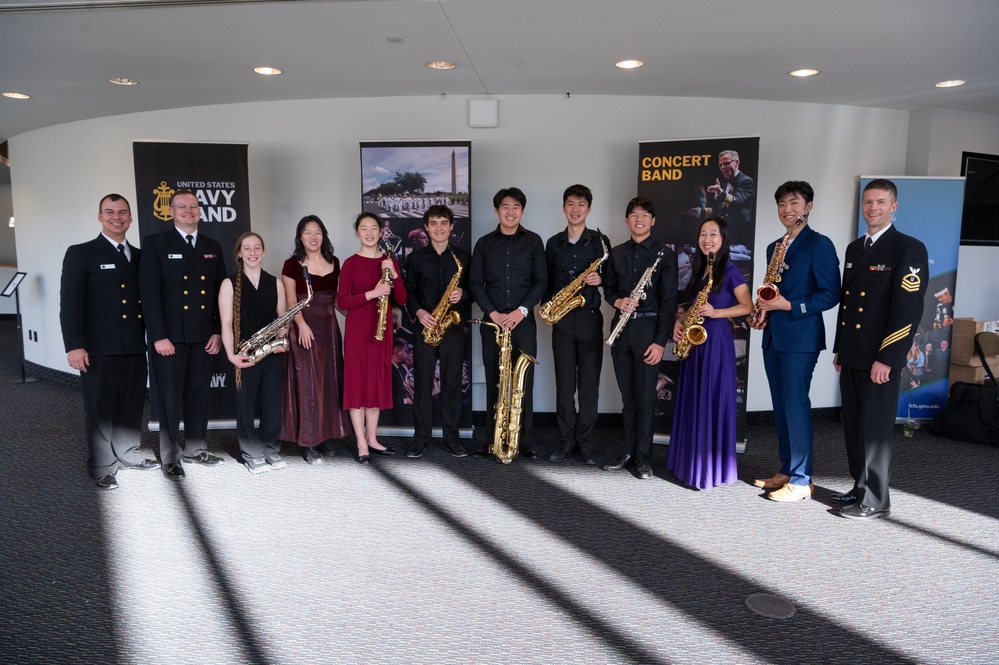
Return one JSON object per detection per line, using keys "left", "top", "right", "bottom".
{"left": 338, "top": 212, "right": 407, "bottom": 463}
{"left": 280, "top": 215, "right": 352, "bottom": 464}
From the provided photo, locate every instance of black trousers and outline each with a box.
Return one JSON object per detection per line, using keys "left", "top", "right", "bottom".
{"left": 480, "top": 314, "right": 537, "bottom": 450}
{"left": 150, "top": 342, "right": 212, "bottom": 464}
{"left": 551, "top": 308, "right": 603, "bottom": 454}
{"left": 839, "top": 366, "right": 902, "bottom": 510}
{"left": 236, "top": 354, "right": 284, "bottom": 462}
{"left": 610, "top": 316, "right": 659, "bottom": 463}
{"left": 81, "top": 353, "right": 148, "bottom": 479}
{"left": 412, "top": 326, "right": 464, "bottom": 445}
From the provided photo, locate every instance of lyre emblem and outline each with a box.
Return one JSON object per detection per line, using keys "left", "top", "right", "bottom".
{"left": 152, "top": 181, "right": 175, "bottom": 221}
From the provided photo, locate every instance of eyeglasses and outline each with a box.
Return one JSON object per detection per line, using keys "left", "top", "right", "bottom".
{"left": 172, "top": 204, "right": 200, "bottom": 211}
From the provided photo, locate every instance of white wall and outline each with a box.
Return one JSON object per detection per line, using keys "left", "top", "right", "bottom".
{"left": 907, "top": 107, "right": 999, "bottom": 322}
{"left": 11, "top": 93, "right": 916, "bottom": 412}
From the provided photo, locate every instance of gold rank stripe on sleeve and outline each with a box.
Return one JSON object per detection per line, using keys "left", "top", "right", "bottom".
{"left": 879, "top": 324, "right": 912, "bottom": 351}
{"left": 901, "top": 267, "right": 921, "bottom": 292}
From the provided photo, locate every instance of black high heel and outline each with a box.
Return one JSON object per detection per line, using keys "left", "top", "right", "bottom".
{"left": 356, "top": 454, "right": 370, "bottom": 464}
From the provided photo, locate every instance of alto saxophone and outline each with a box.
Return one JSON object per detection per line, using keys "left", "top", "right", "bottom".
{"left": 539, "top": 236, "right": 609, "bottom": 325}
{"left": 749, "top": 216, "right": 803, "bottom": 326}
{"left": 374, "top": 250, "right": 393, "bottom": 341}
{"left": 472, "top": 319, "right": 538, "bottom": 464}
{"left": 605, "top": 249, "right": 664, "bottom": 347}
{"left": 673, "top": 252, "right": 714, "bottom": 360}
{"left": 422, "top": 249, "right": 463, "bottom": 346}
{"left": 239, "top": 268, "right": 313, "bottom": 363}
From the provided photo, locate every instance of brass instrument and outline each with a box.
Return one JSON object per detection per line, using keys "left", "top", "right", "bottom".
{"left": 605, "top": 249, "right": 664, "bottom": 347}
{"left": 422, "top": 249, "right": 463, "bottom": 346}
{"left": 238, "top": 268, "right": 313, "bottom": 363}
{"left": 673, "top": 252, "right": 714, "bottom": 360}
{"left": 539, "top": 236, "right": 609, "bottom": 325}
{"left": 472, "top": 319, "right": 538, "bottom": 464}
{"left": 374, "top": 250, "right": 393, "bottom": 341}
{"left": 749, "top": 216, "right": 804, "bottom": 326}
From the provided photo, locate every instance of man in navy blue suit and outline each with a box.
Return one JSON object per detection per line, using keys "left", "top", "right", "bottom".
{"left": 750, "top": 181, "right": 840, "bottom": 501}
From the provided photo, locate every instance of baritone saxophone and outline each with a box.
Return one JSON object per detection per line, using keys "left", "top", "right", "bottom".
{"left": 422, "top": 249, "right": 463, "bottom": 346}
{"left": 472, "top": 319, "right": 538, "bottom": 464}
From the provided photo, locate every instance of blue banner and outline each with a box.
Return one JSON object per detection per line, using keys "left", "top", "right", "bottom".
{"left": 858, "top": 177, "right": 965, "bottom": 420}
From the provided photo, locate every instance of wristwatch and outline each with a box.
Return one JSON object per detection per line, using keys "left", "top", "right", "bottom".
{"left": 518, "top": 306, "right": 529, "bottom": 317}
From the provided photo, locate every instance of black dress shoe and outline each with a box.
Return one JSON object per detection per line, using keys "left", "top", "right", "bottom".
{"left": 370, "top": 446, "right": 396, "bottom": 456}
{"left": 601, "top": 453, "right": 633, "bottom": 471}
{"left": 302, "top": 446, "right": 323, "bottom": 465}
{"left": 183, "top": 452, "right": 224, "bottom": 466}
{"left": 549, "top": 449, "right": 570, "bottom": 462}
{"left": 96, "top": 474, "right": 118, "bottom": 490}
{"left": 356, "top": 454, "right": 370, "bottom": 464}
{"left": 839, "top": 503, "right": 890, "bottom": 520}
{"left": 830, "top": 490, "right": 859, "bottom": 504}
{"left": 578, "top": 451, "right": 597, "bottom": 466}
{"left": 473, "top": 447, "right": 493, "bottom": 458}
{"left": 127, "top": 459, "right": 161, "bottom": 471}
{"left": 162, "top": 462, "right": 185, "bottom": 479}
{"left": 636, "top": 460, "right": 654, "bottom": 479}
{"left": 446, "top": 441, "right": 468, "bottom": 458}
{"left": 407, "top": 441, "right": 428, "bottom": 458}
{"left": 520, "top": 449, "right": 539, "bottom": 460}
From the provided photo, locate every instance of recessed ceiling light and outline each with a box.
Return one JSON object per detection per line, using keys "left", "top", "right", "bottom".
{"left": 615, "top": 60, "right": 644, "bottom": 69}
{"left": 935, "top": 79, "right": 966, "bottom": 88}
{"left": 108, "top": 77, "right": 139, "bottom": 86}
{"left": 426, "top": 61, "right": 456, "bottom": 70}
{"left": 2, "top": 91, "right": 30, "bottom": 99}
{"left": 387, "top": 37, "right": 404, "bottom": 44}
{"left": 789, "top": 69, "right": 819, "bottom": 77}
{"left": 254, "top": 66, "right": 282, "bottom": 76}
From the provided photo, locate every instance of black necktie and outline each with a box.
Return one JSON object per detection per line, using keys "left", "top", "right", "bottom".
{"left": 117, "top": 243, "right": 127, "bottom": 263}
{"left": 185, "top": 234, "right": 194, "bottom": 257}
{"left": 863, "top": 236, "right": 873, "bottom": 254}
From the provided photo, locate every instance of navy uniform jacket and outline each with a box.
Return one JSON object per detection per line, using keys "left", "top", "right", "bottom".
{"left": 60, "top": 235, "right": 146, "bottom": 356}
{"left": 761, "top": 224, "right": 841, "bottom": 353}
{"left": 139, "top": 230, "right": 226, "bottom": 344}
{"left": 833, "top": 225, "right": 928, "bottom": 370}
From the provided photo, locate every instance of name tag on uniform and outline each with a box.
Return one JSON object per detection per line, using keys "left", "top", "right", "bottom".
{"left": 168, "top": 253, "right": 184, "bottom": 259}
{"left": 100, "top": 263, "right": 116, "bottom": 270}
{"left": 845, "top": 262, "right": 852, "bottom": 269}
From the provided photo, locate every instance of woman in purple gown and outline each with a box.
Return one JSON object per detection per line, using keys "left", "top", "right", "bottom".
{"left": 667, "top": 217, "right": 753, "bottom": 488}
{"left": 280, "top": 215, "right": 352, "bottom": 464}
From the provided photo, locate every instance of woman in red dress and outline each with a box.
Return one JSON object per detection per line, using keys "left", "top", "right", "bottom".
{"left": 280, "top": 215, "right": 352, "bottom": 464}
{"left": 338, "top": 212, "right": 407, "bottom": 463}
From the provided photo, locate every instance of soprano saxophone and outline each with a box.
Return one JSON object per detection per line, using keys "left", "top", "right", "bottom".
{"left": 749, "top": 216, "right": 803, "bottom": 326}
{"left": 539, "top": 235, "right": 609, "bottom": 325}
{"left": 472, "top": 319, "right": 538, "bottom": 464}
{"left": 605, "top": 249, "right": 664, "bottom": 347}
{"left": 422, "top": 249, "right": 463, "bottom": 346}
{"left": 239, "top": 267, "right": 313, "bottom": 363}
{"left": 673, "top": 252, "right": 714, "bottom": 360}
{"left": 374, "top": 250, "right": 393, "bottom": 341}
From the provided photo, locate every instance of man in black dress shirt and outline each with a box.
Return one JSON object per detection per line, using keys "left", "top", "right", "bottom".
{"left": 833, "top": 179, "right": 927, "bottom": 519}
{"left": 139, "top": 189, "right": 227, "bottom": 479}
{"left": 404, "top": 205, "right": 470, "bottom": 459}
{"left": 469, "top": 187, "right": 548, "bottom": 459}
{"left": 60, "top": 194, "right": 161, "bottom": 490}
{"left": 602, "top": 197, "right": 678, "bottom": 479}
{"left": 543, "top": 185, "right": 610, "bottom": 465}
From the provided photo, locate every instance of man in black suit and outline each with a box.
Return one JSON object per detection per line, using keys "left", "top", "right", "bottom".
{"left": 687, "top": 150, "right": 756, "bottom": 241}
{"left": 833, "top": 179, "right": 928, "bottom": 519}
{"left": 60, "top": 193, "right": 160, "bottom": 490}
{"left": 140, "top": 189, "right": 227, "bottom": 479}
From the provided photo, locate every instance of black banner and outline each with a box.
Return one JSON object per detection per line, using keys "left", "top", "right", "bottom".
{"left": 133, "top": 141, "right": 251, "bottom": 427}
{"left": 637, "top": 136, "right": 760, "bottom": 445}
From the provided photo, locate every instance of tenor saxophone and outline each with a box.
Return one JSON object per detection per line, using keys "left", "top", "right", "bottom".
{"left": 749, "top": 216, "right": 803, "bottom": 326}
{"left": 605, "top": 249, "right": 664, "bottom": 347}
{"left": 673, "top": 252, "right": 714, "bottom": 360}
{"left": 374, "top": 250, "right": 393, "bottom": 341}
{"left": 239, "top": 268, "right": 313, "bottom": 363}
{"left": 422, "top": 249, "right": 463, "bottom": 346}
{"left": 539, "top": 237, "right": 609, "bottom": 325}
{"left": 472, "top": 319, "right": 538, "bottom": 464}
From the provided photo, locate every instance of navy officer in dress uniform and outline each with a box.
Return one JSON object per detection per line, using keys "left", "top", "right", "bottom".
{"left": 60, "top": 193, "right": 161, "bottom": 490}
{"left": 139, "top": 188, "right": 228, "bottom": 479}
{"left": 832, "top": 178, "right": 927, "bottom": 520}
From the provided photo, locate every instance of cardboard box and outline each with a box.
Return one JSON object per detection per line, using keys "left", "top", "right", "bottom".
{"left": 948, "top": 362, "right": 999, "bottom": 390}
{"left": 949, "top": 318, "right": 999, "bottom": 366}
